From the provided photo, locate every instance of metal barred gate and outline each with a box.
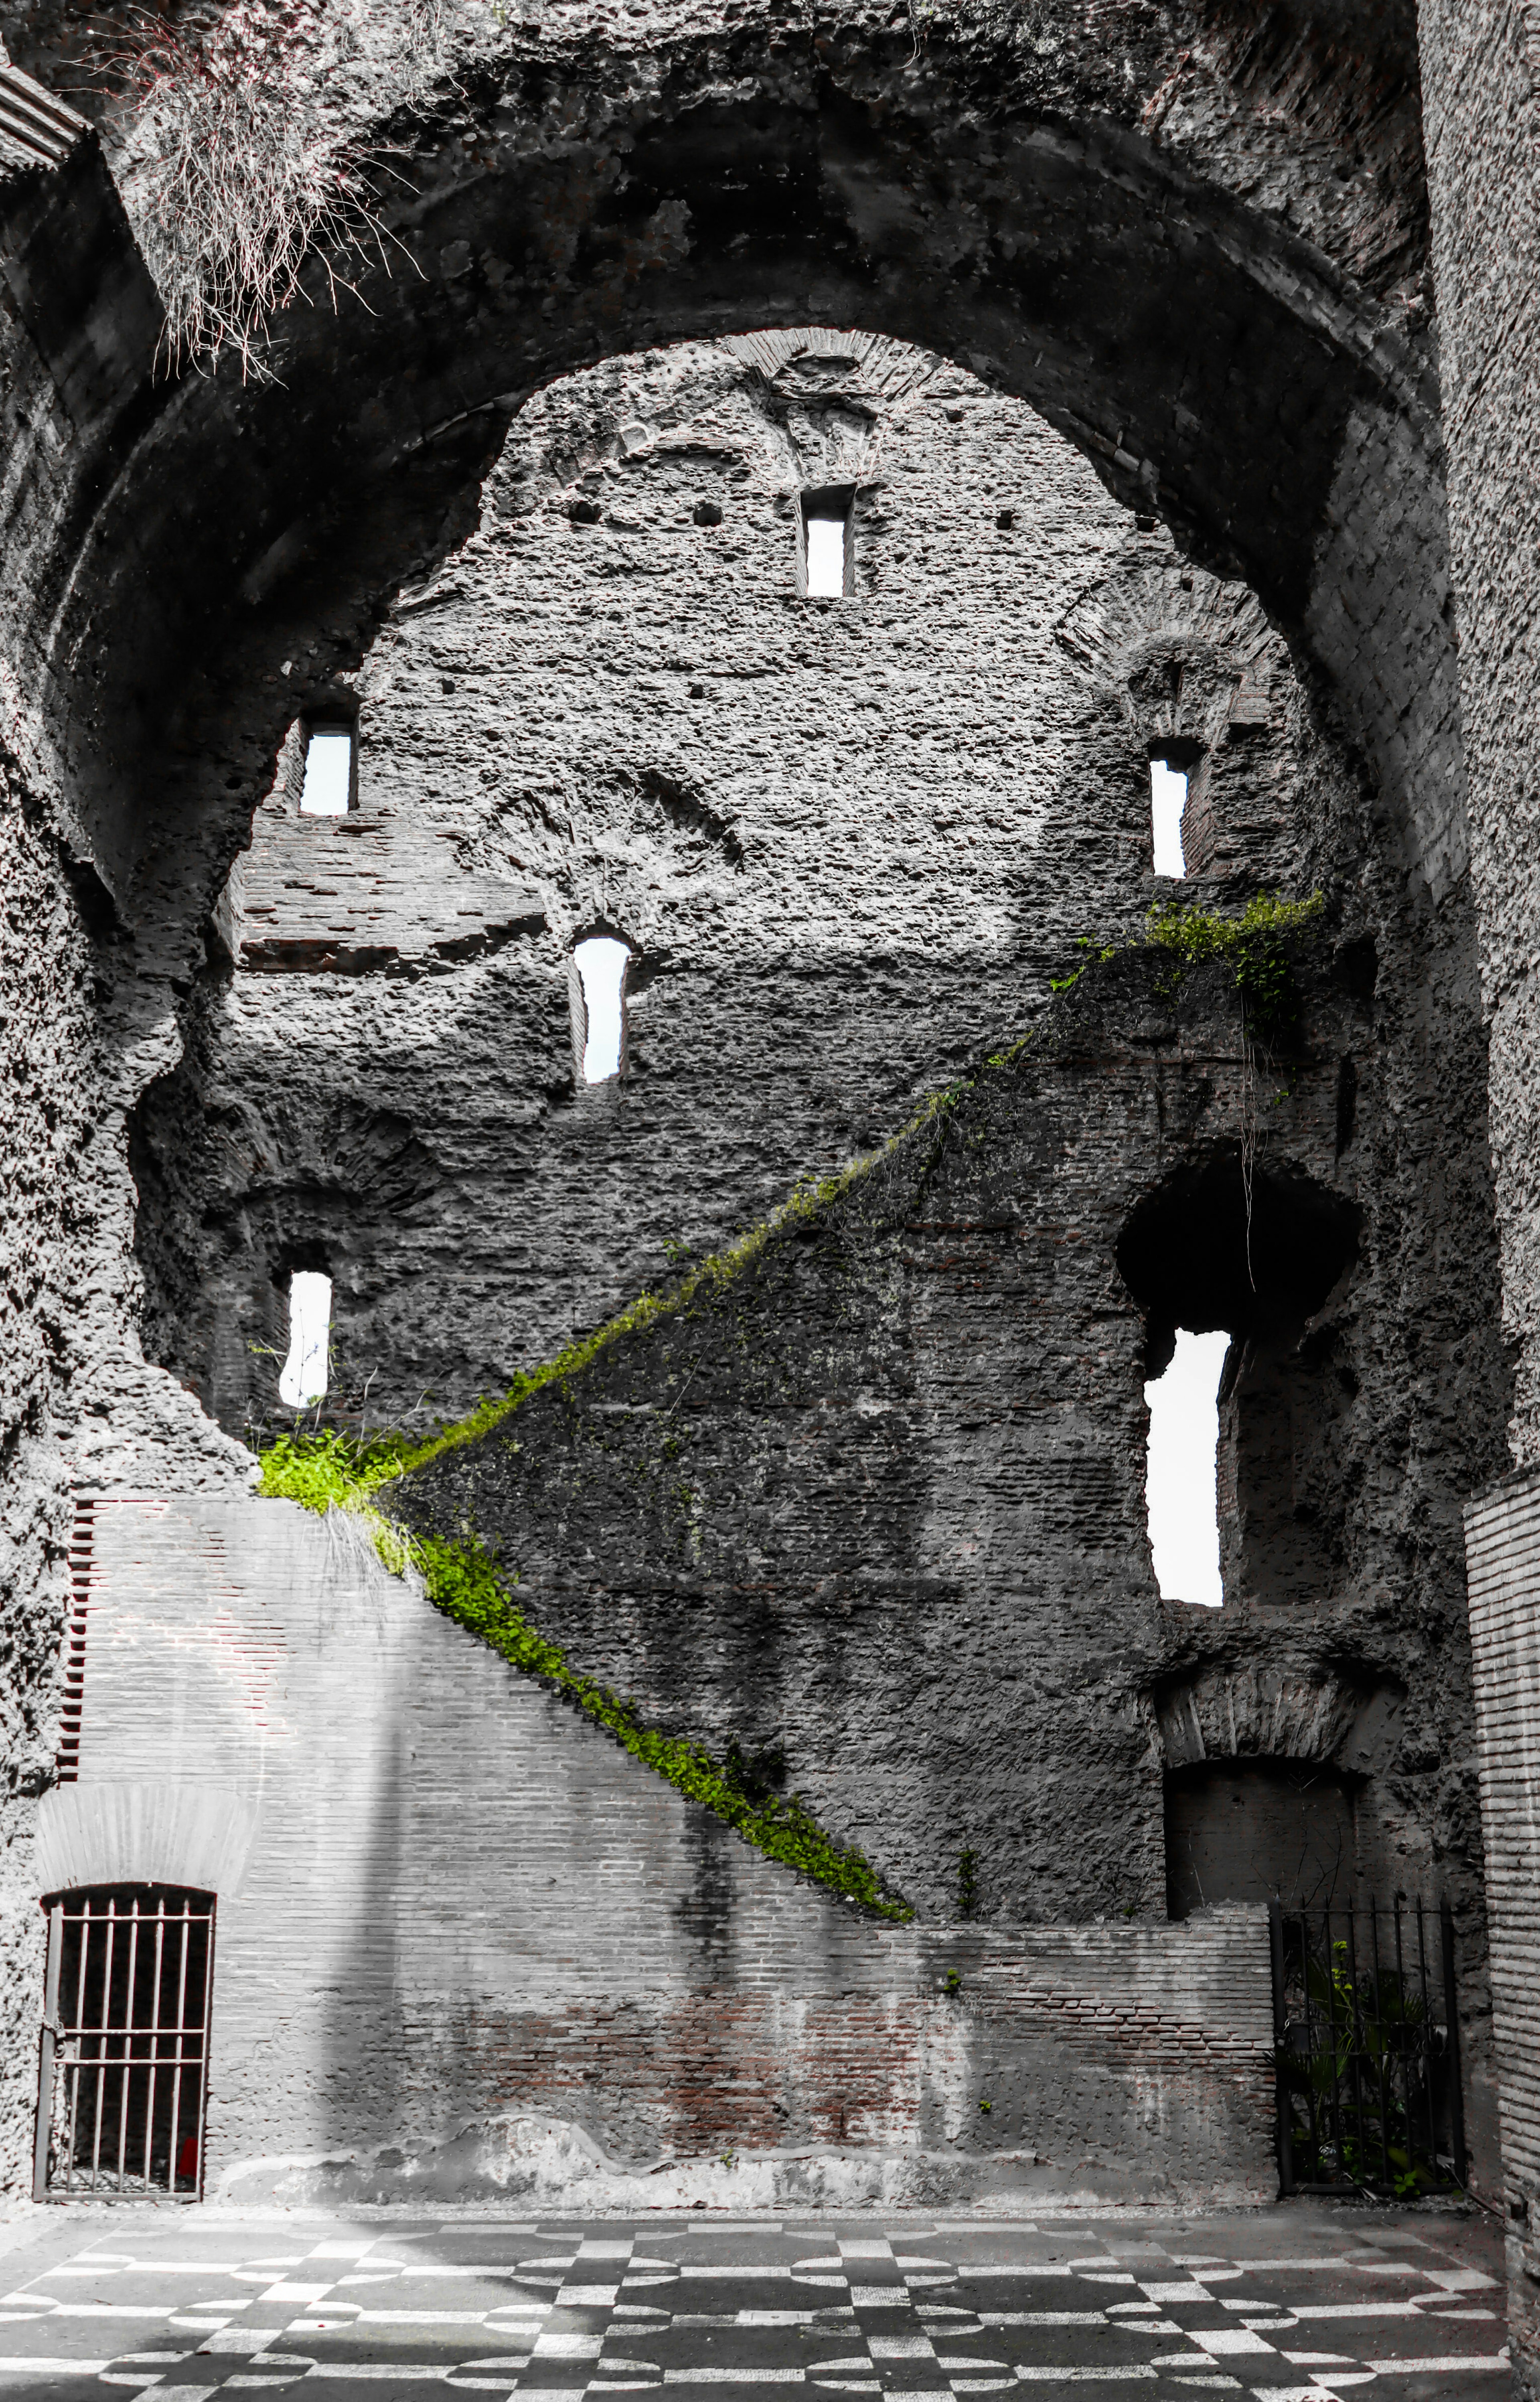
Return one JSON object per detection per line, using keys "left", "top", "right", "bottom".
{"left": 1269, "top": 1897, "right": 1466, "bottom": 2198}
{"left": 34, "top": 1886, "right": 215, "bottom": 2200}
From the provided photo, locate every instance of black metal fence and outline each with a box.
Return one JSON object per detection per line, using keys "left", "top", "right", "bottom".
{"left": 34, "top": 1885, "right": 215, "bottom": 2201}
{"left": 1269, "top": 1897, "right": 1466, "bottom": 2199}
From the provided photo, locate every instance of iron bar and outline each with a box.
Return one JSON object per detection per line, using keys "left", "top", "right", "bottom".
{"left": 1269, "top": 1901, "right": 1295, "bottom": 2195}
{"left": 1441, "top": 1897, "right": 1467, "bottom": 2186}
{"left": 37, "top": 1886, "right": 214, "bottom": 2203}
{"left": 1269, "top": 1895, "right": 1462, "bottom": 2199}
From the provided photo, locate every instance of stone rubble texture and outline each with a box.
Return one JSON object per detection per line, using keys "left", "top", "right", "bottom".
{"left": 0, "top": 0, "right": 1535, "bottom": 2378}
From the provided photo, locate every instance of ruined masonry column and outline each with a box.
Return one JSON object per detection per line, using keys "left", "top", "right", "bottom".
{"left": 1421, "top": 1, "right": 1540, "bottom": 2384}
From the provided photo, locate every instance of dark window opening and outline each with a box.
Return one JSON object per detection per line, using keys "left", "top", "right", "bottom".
{"left": 35, "top": 1885, "right": 215, "bottom": 2199}
{"left": 1165, "top": 1758, "right": 1359, "bottom": 1919}
{"left": 1120, "top": 1152, "right": 1362, "bottom": 1608}
{"left": 801, "top": 485, "right": 855, "bottom": 598}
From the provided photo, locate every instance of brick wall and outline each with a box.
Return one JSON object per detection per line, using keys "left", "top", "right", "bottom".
{"left": 1464, "top": 1472, "right": 1540, "bottom": 2376}
{"left": 43, "top": 1490, "right": 1275, "bottom": 2207}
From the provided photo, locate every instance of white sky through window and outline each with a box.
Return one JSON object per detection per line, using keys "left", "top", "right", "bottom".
{"left": 279, "top": 1271, "right": 332, "bottom": 1408}
{"left": 300, "top": 728, "right": 352, "bottom": 816}
{"left": 1145, "top": 1326, "right": 1229, "bottom": 1607}
{"left": 1151, "top": 758, "right": 1188, "bottom": 877}
{"left": 575, "top": 936, "right": 629, "bottom": 1082}
{"left": 806, "top": 515, "right": 846, "bottom": 597}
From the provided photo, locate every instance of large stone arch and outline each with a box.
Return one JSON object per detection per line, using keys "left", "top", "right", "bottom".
{"left": 6, "top": 11, "right": 1457, "bottom": 949}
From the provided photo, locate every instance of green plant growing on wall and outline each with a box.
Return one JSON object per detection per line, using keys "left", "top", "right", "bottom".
{"left": 258, "top": 1435, "right": 912, "bottom": 1921}
{"left": 1141, "top": 889, "right": 1325, "bottom": 1276}
{"left": 957, "top": 1848, "right": 979, "bottom": 1920}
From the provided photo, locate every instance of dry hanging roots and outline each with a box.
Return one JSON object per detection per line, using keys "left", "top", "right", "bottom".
{"left": 98, "top": 9, "right": 403, "bottom": 382}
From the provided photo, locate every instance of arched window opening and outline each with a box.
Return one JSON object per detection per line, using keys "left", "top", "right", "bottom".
{"left": 801, "top": 486, "right": 854, "bottom": 598}
{"left": 1119, "top": 1154, "right": 1362, "bottom": 1611}
{"left": 573, "top": 936, "right": 631, "bottom": 1083}
{"left": 279, "top": 1270, "right": 332, "bottom": 1407}
{"left": 1144, "top": 1327, "right": 1229, "bottom": 1608}
{"left": 35, "top": 1885, "right": 215, "bottom": 2199}
{"left": 1164, "top": 1760, "right": 1358, "bottom": 1919}
{"left": 1150, "top": 755, "right": 1189, "bottom": 878}
{"left": 298, "top": 722, "right": 355, "bottom": 816}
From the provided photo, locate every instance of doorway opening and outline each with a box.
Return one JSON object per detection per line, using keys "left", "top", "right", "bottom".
{"left": 34, "top": 1885, "right": 215, "bottom": 2200}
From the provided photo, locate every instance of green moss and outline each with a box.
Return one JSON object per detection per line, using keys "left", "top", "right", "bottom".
{"left": 257, "top": 1444, "right": 912, "bottom": 1922}
{"left": 418, "top": 1531, "right": 910, "bottom": 1918}
{"left": 1142, "top": 890, "right": 1325, "bottom": 1042}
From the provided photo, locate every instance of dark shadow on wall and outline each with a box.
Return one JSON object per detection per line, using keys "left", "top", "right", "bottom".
{"left": 1118, "top": 1145, "right": 1363, "bottom": 1606}
{"left": 1164, "top": 1756, "right": 1360, "bottom": 1918}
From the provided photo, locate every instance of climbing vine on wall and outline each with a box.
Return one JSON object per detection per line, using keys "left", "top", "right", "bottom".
{"left": 258, "top": 1430, "right": 914, "bottom": 1922}
{"left": 1142, "top": 890, "right": 1325, "bottom": 1047}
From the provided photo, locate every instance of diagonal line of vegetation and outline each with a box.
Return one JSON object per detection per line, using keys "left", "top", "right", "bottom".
{"left": 255, "top": 889, "right": 1323, "bottom": 1918}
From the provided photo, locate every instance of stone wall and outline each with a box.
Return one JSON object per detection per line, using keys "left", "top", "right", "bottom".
{"left": 44, "top": 1490, "right": 1276, "bottom": 2208}
{"left": 133, "top": 335, "right": 1319, "bottom": 1443}
{"left": 1420, "top": 4, "right": 1540, "bottom": 2377}
{"left": 0, "top": 0, "right": 1524, "bottom": 2238}
{"left": 1464, "top": 1472, "right": 1540, "bottom": 2374}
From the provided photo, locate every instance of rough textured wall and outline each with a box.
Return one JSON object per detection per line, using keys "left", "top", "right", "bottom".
{"left": 391, "top": 940, "right": 1506, "bottom": 2173}
{"left": 1420, "top": 0, "right": 1540, "bottom": 1474}
{"left": 1464, "top": 1470, "right": 1540, "bottom": 2377}
{"left": 51, "top": 1491, "right": 1275, "bottom": 2207}
{"left": 1420, "top": 0, "right": 1540, "bottom": 2376}
{"left": 0, "top": 766, "right": 97, "bottom": 2203}
{"left": 131, "top": 336, "right": 1315, "bottom": 1441}
{"left": 0, "top": 0, "right": 1511, "bottom": 2233}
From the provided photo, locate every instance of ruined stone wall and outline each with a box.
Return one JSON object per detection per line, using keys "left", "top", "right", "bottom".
{"left": 0, "top": 0, "right": 1517, "bottom": 2232}
{"left": 47, "top": 1490, "right": 1276, "bottom": 2208}
{"left": 391, "top": 941, "right": 1503, "bottom": 2186}
{"left": 1419, "top": 0, "right": 1540, "bottom": 2375}
{"left": 131, "top": 336, "right": 1315, "bottom": 1443}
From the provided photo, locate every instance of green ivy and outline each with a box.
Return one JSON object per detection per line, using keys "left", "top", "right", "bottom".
{"left": 257, "top": 1444, "right": 912, "bottom": 1922}
{"left": 1142, "top": 890, "right": 1325, "bottom": 1044}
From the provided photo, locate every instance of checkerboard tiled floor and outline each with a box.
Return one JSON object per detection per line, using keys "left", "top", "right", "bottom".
{"left": 0, "top": 2207, "right": 1509, "bottom": 2401}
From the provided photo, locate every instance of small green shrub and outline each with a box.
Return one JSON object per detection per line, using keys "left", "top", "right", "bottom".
{"left": 1143, "top": 890, "right": 1325, "bottom": 1043}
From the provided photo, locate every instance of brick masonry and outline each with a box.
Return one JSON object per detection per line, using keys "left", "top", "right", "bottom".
{"left": 0, "top": 0, "right": 1528, "bottom": 2256}
{"left": 46, "top": 1490, "right": 1276, "bottom": 2208}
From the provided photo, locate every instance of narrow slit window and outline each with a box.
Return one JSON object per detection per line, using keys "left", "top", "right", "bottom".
{"left": 299, "top": 726, "right": 354, "bottom": 817}
{"left": 1144, "top": 1327, "right": 1229, "bottom": 1608}
{"left": 279, "top": 1270, "right": 332, "bottom": 1407}
{"left": 574, "top": 936, "right": 630, "bottom": 1083}
{"left": 1150, "top": 756, "right": 1189, "bottom": 878}
{"left": 801, "top": 488, "right": 853, "bottom": 598}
